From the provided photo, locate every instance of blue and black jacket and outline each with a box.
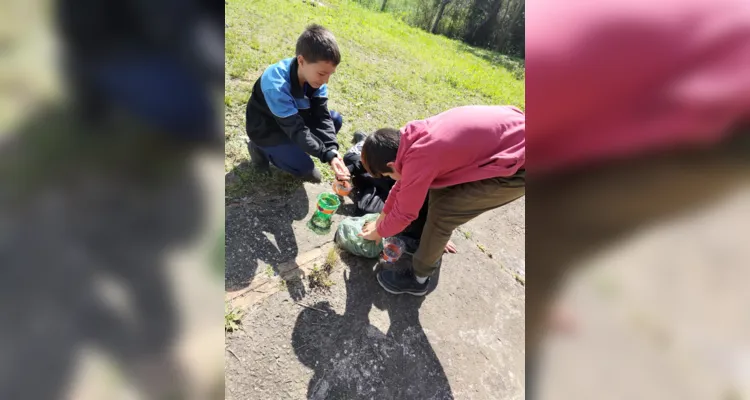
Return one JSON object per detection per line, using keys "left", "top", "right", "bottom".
{"left": 245, "top": 57, "right": 339, "bottom": 163}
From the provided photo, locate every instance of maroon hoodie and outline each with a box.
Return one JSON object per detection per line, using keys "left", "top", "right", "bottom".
{"left": 376, "top": 106, "right": 525, "bottom": 238}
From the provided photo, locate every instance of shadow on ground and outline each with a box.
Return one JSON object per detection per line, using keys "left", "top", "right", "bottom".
{"left": 225, "top": 162, "right": 310, "bottom": 300}
{"left": 291, "top": 251, "right": 454, "bottom": 399}
{"left": 225, "top": 160, "right": 303, "bottom": 199}
{"left": 0, "top": 103, "right": 212, "bottom": 399}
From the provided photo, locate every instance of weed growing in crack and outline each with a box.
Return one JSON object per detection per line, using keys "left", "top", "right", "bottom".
{"left": 225, "top": 303, "right": 244, "bottom": 333}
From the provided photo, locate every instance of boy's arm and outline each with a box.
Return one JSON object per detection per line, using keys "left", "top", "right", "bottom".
{"left": 263, "top": 87, "right": 338, "bottom": 163}
{"left": 309, "top": 85, "right": 339, "bottom": 152}
{"left": 376, "top": 157, "right": 436, "bottom": 238}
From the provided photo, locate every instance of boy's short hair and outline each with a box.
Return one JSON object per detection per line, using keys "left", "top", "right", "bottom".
{"left": 362, "top": 128, "right": 400, "bottom": 178}
{"left": 296, "top": 24, "right": 341, "bottom": 65}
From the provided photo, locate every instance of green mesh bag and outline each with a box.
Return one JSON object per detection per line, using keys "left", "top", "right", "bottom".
{"left": 334, "top": 213, "right": 384, "bottom": 259}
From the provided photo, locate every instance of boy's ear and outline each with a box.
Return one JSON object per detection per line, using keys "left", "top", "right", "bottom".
{"left": 297, "top": 54, "right": 305, "bottom": 66}
{"left": 386, "top": 161, "right": 396, "bottom": 171}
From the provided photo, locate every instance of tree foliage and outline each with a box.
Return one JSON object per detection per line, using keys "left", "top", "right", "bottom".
{"left": 360, "top": 0, "right": 524, "bottom": 58}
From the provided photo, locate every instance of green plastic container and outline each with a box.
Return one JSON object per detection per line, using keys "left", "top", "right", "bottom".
{"left": 307, "top": 192, "right": 341, "bottom": 234}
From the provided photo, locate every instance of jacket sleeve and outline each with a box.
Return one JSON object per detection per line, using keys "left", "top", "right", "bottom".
{"left": 263, "top": 86, "right": 338, "bottom": 163}
{"left": 309, "top": 96, "right": 339, "bottom": 154}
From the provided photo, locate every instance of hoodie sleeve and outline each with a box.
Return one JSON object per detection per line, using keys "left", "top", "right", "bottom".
{"left": 309, "top": 84, "right": 339, "bottom": 154}
{"left": 376, "top": 155, "right": 437, "bottom": 238}
{"left": 261, "top": 78, "right": 338, "bottom": 162}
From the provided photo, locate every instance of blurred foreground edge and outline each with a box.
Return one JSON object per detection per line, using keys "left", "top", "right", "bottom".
{"left": 526, "top": 0, "right": 750, "bottom": 399}
{"left": 1, "top": 1, "right": 225, "bottom": 399}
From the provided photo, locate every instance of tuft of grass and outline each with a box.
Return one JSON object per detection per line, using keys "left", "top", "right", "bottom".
{"left": 264, "top": 265, "right": 276, "bottom": 278}
{"left": 225, "top": 0, "right": 524, "bottom": 198}
{"left": 308, "top": 248, "right": 339, "bottom": 290}
{"left": 225, "top": 303, "right": 244, "bottom": 333}
{"left": 463, "top": 230, "right": 472, "bottom": 239}
{"left": 308, "top": 263, "right": 334, "bottom": 290}
{"left": 325, "top": 247, "right": 340, "bottom": 268}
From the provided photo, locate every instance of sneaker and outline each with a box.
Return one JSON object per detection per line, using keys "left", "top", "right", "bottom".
{"left": 248, "top": 141, "right": 270, "bottom": 171}
{"left": 345, "top": 141, "right": 365, "bottom": 158}
{"left": 301, "top": 167, "right": 323, "bottom": 183}
{"left": 376, "top": 269, "right": 429, "bottom": 296}
{"left": 352, "top": 130, "right": 367, "bottom": 144}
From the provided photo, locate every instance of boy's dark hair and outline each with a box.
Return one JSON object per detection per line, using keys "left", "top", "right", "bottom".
{"left": 296, "top": 24, "right": 341, "bottom": 65}
{"left": 362, "top": 128, "right": 401, "bottom": 178}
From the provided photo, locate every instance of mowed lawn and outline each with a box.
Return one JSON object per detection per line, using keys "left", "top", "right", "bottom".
{"left": 225, "top": 0, "right": 525, "bottom": 197}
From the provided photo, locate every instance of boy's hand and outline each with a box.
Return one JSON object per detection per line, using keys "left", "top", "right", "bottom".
{"left": 359, "top": 221, "right": 382, "bottom": 244}
{"left": 329, "top": 156, "right": 350, "bottom": 181}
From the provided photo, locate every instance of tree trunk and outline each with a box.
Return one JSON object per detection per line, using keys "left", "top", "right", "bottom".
{"left": 495, "top": 0, "right": 523, "bottom": 52}
{"left": 430, "top": 0, "right": 451, "bottom": 34}
{"left": 468, "top": 0, "right": 504, "bottom": 44}
{"left": 510, "top": 0, "right": 524, "bottom": 25}
{"left": 380, "top": 0, "right": 388, "bottom": 12}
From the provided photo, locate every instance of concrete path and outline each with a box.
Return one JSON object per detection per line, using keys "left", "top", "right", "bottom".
{"left": 225, "top": 182, "right": 525, "bottom": 400}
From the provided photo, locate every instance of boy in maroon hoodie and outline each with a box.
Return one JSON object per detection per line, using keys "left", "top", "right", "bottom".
{"left": 359, "top": 105, "right": 526, "bottom": 295}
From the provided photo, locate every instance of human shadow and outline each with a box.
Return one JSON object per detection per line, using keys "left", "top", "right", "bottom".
{"left": 0, "top": 103, "right": 211, "bottom": 399}
{"left": 224, "top": 161, "right": 310, "bottom": 300}
{"left": 291, "top": 252, "right": 454, "bottom": 399}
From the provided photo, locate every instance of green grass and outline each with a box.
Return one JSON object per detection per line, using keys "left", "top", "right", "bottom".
{"left": 225, "top": 0, "right": 524, "bottom": 197}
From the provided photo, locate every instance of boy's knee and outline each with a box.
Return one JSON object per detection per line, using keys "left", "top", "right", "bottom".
{"left": 263, "top": 145, "right": 315, "bottom": 176}
{"left": 286, "top": 156, "right": 315, "bottom": 176}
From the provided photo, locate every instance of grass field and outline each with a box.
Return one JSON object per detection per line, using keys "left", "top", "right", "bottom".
{"left": 225, "top": 0, "right": 525, "bottom": 197}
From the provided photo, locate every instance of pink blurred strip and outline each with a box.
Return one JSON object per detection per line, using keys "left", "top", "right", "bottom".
{"left": 526, "top": 0, "right": 750, "bottom": 173}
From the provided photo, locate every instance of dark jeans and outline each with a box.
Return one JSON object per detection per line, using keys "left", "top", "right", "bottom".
{"left": 252, "top": 111, "right": 343, "bottom": 176}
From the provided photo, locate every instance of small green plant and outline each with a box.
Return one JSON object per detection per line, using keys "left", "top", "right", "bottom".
{"left": 225, "top": 303, "right": 244, "bottom": 333}
{"left": 463, "top": 230, "right": 472, "bottom": 239}
{"left": 476, "top": 242, "right": 493, "bottom": 258}
{"left": 278, "top": 279, "right": 288, "bottom": 290}
{"left": 308, "top": 254, "right": 336, "bottom": 291}
{"left": 264, "top": 265, "right": 275, "bottom": 278}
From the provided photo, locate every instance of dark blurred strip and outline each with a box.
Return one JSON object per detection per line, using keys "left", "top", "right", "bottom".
{"left": 0, "top": 1, "right": 225, "bottom": 399}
